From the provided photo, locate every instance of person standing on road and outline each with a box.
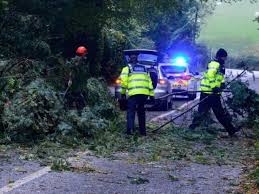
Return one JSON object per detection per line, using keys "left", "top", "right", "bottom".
{"left": 66, "top": 46, "right": 89, "bottom": 111}
{"left": 189, "top": 48, "right": 239, "bottom": 136}
{"left": 120, "top": 54, "right": 154, "bottom": 136}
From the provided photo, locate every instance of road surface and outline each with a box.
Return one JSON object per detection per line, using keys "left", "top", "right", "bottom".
{"left": 0, "top": 69, "right": 258, "bottom": 194}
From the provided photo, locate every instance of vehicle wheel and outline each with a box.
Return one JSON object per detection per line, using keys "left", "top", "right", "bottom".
{"left": 188, "top": 93, "right": 197, "bottom": 100}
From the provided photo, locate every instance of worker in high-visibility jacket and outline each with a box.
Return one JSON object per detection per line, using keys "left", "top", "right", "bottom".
{"left": 189, "top": 48, "right": 239, "bottom": 136}
{"left": 120, "top": 54, "right": 154, "bottom": 136}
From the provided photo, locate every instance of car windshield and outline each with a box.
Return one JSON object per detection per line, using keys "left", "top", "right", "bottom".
{"left": 125, "top": 53, "right": 157, "bottom": 65}
{"left": 160, "top": 65, "right": 187, "bottom": 75}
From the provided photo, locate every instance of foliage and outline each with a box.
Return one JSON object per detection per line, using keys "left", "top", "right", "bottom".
{"left": 92, "top": 102, "right": 118, "bottom": 120}
{"left": 0, "top": 12, "right": 51, "bottom": 59}
{"left": 63, "top": 108, "right": 109, "bottom": 137}
{"left": 0, "top": 0, "right": 256, "bottom": 152}
{"left": 0, "top": 0, "right": 216, "bottom": 79}
{"left": 51, "top": 159, "right": 70, "bottom": 171}
{"left": 0, "top": 0, "right": 8, "bottom": 14}
{"left": 84, "top": 78, "right": 114, "bottom": 106}
{"left": 227, "top": 80, "right": 259, "bottom": 127}
{"left": 2, "top": 79, "right": 64, "bottom": 141}
{"left": 139, "top": 0, "right": 215, "bottom": 53}
{"left": 0, "top": 75, "right": 119, "bottom": 143}
{"left": 0, "top": 59, "right": 44, "bottom": 95}
{"left": 101, "top": 28, "right": 131, "bottom": 82}
{"left": 226, "top": 80, "right": 259, "bottom": 189}
{"left": 86, "top": 122, "right": 255, "bottom": 166}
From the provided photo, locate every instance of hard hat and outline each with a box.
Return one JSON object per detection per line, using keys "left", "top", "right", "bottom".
{"left": 76, "top": 46, "right": 88, "bottom": 56}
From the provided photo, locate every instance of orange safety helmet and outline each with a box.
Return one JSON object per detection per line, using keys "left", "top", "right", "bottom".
{"left": 76, "top": 46, "right": 88, "bottom": 56}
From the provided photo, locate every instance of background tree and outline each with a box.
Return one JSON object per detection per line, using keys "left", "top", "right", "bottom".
{"left": 0, "top": 0, "right": 217, "bottom": 78}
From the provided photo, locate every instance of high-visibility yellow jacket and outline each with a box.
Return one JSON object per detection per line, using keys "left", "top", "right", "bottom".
{"left": 120, "top": 64, "right": 154, "bottom": 97}
{"left": 200, "top": 61, "right": 225, "bottom": 94}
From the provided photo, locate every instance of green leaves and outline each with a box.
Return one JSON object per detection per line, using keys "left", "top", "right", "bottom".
{"left": 2, "top": 79, "right": 64, "bottom": 141}
{"left": 227, "top": 80, "right": 259, "bottom": 129}
{"left": 0, "top": 0, "right": 8, "bottom": 13}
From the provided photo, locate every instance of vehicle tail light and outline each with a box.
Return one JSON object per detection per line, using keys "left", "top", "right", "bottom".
{"left": 159, "top": 79, "right": 166, "bottom": 85}
{"left": 115, "top": 78, "right": 121, "bottom": 84}
{"left": 181, "top": 75, "right": 192, "bottom": 80}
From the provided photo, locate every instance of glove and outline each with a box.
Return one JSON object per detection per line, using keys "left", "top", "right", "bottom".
{"left": 121, "top": 94, "right": 126, "bottom": 100}
{"left": 212, "top": 87, "right": 221, "bottom": 94}
{"left": 119, "top": 94, "right": 127, "bottom": 111}
{"left": 149, "top": 96, "right": 155, "bottom": 104}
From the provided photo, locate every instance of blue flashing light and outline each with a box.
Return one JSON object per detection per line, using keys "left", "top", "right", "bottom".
{"left": 173, "top": 56, "right": 187, "bottom": 66}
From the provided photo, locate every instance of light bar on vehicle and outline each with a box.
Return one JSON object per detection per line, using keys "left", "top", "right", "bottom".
{"left": 173, "top": 56, "right": 187, "bottom": 66}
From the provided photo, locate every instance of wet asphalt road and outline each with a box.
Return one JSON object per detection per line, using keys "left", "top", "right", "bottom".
{"left": 146, "top": 97, "right": 193, "bottom": 122}
{"left": 1, "top": 69, "right": 259, "bottom": 194}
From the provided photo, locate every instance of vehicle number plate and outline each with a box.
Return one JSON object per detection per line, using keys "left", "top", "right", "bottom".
{"left": 172, "top": 83, "right": 181, "bottom": 87}
{"left": 172, "top": 80, "right": 188, "bottom": 88}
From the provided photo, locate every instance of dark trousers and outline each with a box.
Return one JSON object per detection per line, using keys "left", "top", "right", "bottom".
{"left": 190, "top": 92, "right": 236, "bottom": 134}
{"left": 127, "top": 94, "right": 148, "bottom": 135}
{"left": 66, "top": 91, "right": 86, "bottom": 111}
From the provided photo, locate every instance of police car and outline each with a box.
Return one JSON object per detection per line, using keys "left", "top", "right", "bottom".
{"left": 115, "top": 49, "right": 173, "bottom": 111}
{"left": 158, "top": 56, "right": 199, "bottom": 100}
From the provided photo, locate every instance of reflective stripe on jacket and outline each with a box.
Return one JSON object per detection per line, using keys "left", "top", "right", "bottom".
{"left": 200, "top": 61, "right": 224, "bottom": 94}
{"left": 120, "top": 64, "right": 154, "bottom": 96}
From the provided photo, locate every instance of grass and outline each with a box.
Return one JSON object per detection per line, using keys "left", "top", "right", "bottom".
{"left": 198, "top": 1, "right": 259, "bottom": 56}
{"left": 51, "top": 159, "right": 71, "bottom": 171}
{"left": 195, "top": 154, "right": 209, "bottom": 164}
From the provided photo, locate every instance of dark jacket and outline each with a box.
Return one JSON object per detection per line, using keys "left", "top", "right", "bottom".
{"left": 147, "top": 67, "right": 158, "bottom": 89}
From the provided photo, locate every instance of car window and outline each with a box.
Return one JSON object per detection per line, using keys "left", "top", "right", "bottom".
{"left": 160, "top": 65, "right": 187, "bottom": 75}
{"left": 125, "top": 53, "right": 157, "bottom": 65}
